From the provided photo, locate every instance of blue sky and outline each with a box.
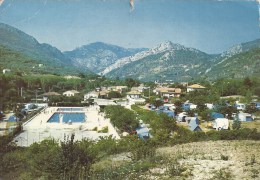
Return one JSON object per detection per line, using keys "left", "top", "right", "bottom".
{"left": 0, "top": 0, "right": 259, "bottom": 53}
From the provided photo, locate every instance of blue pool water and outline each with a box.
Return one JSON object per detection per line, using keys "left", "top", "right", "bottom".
{"left": 48, "top": 113, "right": 86, "bottom": 123}
{"left": 57, "top": 108, "right": 83, "bottom": 111}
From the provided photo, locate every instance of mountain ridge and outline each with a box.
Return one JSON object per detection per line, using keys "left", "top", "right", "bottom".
{"left": 104, "top": 41, "right": 214, "bottom": 81}
{"left": 103, "top": 39, "right": 260, "bottom": 81}
{"left": 0, "top": 22, "right": 91, "bottom": 75}
{"left": 0, "top": 22, "right": 259, "bottom": 81}
{"left": 64, "top": 42, "right": 147, "bottom": 73}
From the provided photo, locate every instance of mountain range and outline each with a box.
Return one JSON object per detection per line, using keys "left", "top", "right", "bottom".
{"left": 0, "top": 23, "right": 91, "bottom": 75}
{"left": 0, "top": 22, "right": 259, "bottom": 81}
{"left": 64, "top": 42, "right": 146, "bottom": 73}
{"left": 101, "top": 39, "right": 259, "bottom": 81}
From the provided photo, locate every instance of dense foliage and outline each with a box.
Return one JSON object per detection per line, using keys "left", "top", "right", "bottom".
{"left": 0, "top": 73, "right": 135, "bottom": 111}
{"left": 104, "top": 105, "right": 139, "bottom": 133}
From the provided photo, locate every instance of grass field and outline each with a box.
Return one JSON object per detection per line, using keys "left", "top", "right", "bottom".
{"left": 241, "top": 120, "right": 260, "bottom": 132}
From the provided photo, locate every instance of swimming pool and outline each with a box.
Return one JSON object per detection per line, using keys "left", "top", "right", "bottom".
{"left": 47, "top": 113, "right": 86, "bottom": 123}
{"left": 57, "top": 108, "right": 83, "bottom": 112}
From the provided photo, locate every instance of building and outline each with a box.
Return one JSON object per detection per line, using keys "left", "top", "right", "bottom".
{"left": 131, "top": 84, "right": 148, "bottom": 93}
{"left": 98, "top": 90, "right": 109, "bottom": 99}
{"left": 94, "top": 99, "right": 117, "bottom": 106}
{"left": 187, "top": 84, "right": 206, "bottom": 92}
{"left": 84, "top": 91, "right": 99, "bottom": 100}
{"left": 127, "top": 91, "right": 142, "bottom": 99}
{"left": 63, "top": 90, "right": 80, "bottom": 97}
{"left": 107, "top": 86, "right": 128, "bottom": 93}
{"left": 154, "top": 87, "right": 182, "bottom": 98}
{"left": 41, "top": 92, "right": 61, "bottom": 102}
{"left": 127, "top": 91, "right": 145, "bottom": 104}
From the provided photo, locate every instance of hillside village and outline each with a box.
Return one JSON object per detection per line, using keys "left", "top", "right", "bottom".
{"left": 1, "top": 72, "right": 260, "bottom": 179}
{"left": 1, "top": 52, "right": 260, "bottom": 179}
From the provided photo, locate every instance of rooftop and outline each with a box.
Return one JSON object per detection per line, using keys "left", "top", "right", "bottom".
{"left": 41, "top": 92, "right": 61, "bottom": 96}
{"left": 127, "top": 91, "right": 142, "bottom": 95}
{"left": 187, "top": 84, "right": 206, "bottom": 89}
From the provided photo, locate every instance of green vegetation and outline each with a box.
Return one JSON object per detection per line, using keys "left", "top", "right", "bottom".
{"left": 0, "top": 135, "right": 97, "bottom": 179}
{"left": 207, "top": 48, "right": 260, "bottom": 80}
{"left": 232, "top": 120, "right": 241, "bottom": 130}
{"left": 98, "top": 126, "right": 109, "bottom": 133}
{"left": 0, "top": 45, "right": 85, "bottom": 75}
{"left": 1, "top": 22, "right": 260, "bottom": 179}
{"left": 0, "top": 61, "right": 260, "bottom": 179}
{"left": 107, "top": 91, "right": 122, "bottom": 99}
{"left": 0, "top": 73, "right": 135, "bottom": 112}
{"left": 107, "top": 49, "right": 213, "bottom": 82}
{"left": 104, "top": 105, "right": 139, "bottom": 133}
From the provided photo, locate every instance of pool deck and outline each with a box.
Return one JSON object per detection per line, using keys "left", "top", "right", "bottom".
{"left": 14, "top": 106, "right": 120, "bottom": 147}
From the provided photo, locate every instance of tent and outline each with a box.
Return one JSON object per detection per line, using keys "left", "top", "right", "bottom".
{"left": 188, "top": 118, "right": 202, "bottom": 131}
{"left": 212, "top": 118, "right": 229, "bottom": 130}
{"left": 211, "top": 112, "right": 224, "bottom": 120}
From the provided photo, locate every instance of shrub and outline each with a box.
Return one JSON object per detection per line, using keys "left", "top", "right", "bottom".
{"left": 220, "top": 154, "right": 229, "bottom": 161}
{"left": 168, "top": 160, "right": 187, "bottom": 177}
{"left": 104, "top": 105, "right": 139, "bottom": 133}
{"left": 232, "top": 120, "right": 241, "bottom": 130}
{"left": 211, "top": 169, "right": 232, "bottom": 180}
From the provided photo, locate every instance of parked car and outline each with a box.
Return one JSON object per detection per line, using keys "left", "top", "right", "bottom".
{"left": 234, "top": 102, "right": 246, "bottom": 111}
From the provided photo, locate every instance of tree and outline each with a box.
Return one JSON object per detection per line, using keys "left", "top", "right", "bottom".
{"left": 173, "top": 100, "right": 183, "bottom": 114}
{"left": 107, "top": 91, "right": 122, "bottom": 99}
{"left": 244, "top": 105, "right": 256, "bottom": 114}
{"left": 150, "top": 113, "right": 177, "bottom": 143}
{"left": 232, "top": 120, "right": 241, "bottom": 130}
{"left": 104, "top": 105, "right": 139, "bottom": 133}
{"left": 254, "top": 86, "right": 260, "bottom": 97}
{"left": 125, "top": 78, "right": 140, "bottom": 88}
{"left": 57, "top": 134, "right": 97, "bottom": 179}
{"left": 199, "top": 109, "right": 212, "bottom": 122}
{"left": 219, "top": 106, "right": 237, "bottom": 119}
{"left": 147, "top": 97, "right": 163, "bottom": 108}
{"left": 243, "top": 77, "right": 252, "bottom": 88}
{"left": 186, "top": 110, "right": 195, "bottom": 117}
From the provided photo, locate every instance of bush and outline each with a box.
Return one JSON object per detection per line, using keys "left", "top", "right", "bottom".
{"left": 210, "top": 169, "right": 232, "bottom": 180}
{"left": 104, "top": 105, "right": 139, "bottom": 133}
{"left": 220, "top": 154, "right": 229, "bottom": 161}
{"left": 107, "top": 91, "right": 122, "bottom": 99}
{"left": 168, "top": 161, "right": 187, "bottom": 177}
{"left": 129, "top": 139, "right": 156, "bottom": 161}
{"left": 232, "top": 120, "right": 241, "bottom": 130}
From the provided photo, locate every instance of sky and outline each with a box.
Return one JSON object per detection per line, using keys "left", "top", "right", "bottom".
{"left": 0, "top": 0, "right": 259, "bottom": 54}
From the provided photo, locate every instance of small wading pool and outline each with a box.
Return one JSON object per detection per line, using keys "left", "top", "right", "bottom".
{"left": 48, "top": 113, "right": 86, "bottom": 123}
{"left": 57, "top": 108, "right": 83, "bottom": 111}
